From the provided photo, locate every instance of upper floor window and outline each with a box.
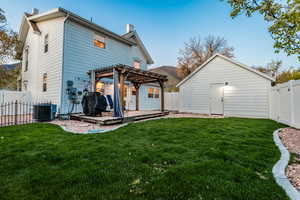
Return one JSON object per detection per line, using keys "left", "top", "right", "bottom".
{"left": 94, "top": 34, "right": 106, "bottom": 49}
{"left": 133, "top": 60, "right": 141, "bottom": 69}
{"left": 42, "top": 73, "right": 47, "bottom": 92}
{"left": 44, "top": 34, "right": 49, "bottom": 53}
{"left": 23, "top": 80, "right": 28, "bottom": 91}
{"left": 24, "top": 46, "right": 29, "bottom": 72}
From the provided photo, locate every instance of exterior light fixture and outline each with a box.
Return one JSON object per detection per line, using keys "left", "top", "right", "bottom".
{"left": 225, "top": 82, "right": 229, "bottom": 85}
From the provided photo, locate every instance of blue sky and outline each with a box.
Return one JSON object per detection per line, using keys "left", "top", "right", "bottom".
{"left": 1, "top": 0, "right": 298, "bottom": 69}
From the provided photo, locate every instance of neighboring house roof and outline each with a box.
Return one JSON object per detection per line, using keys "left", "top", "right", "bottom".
{"left": 176, "top": 54, "right": 275, "bottom": 87}
{"left": 122, "top": 31, "right": 154, "bottom": 64}
{"left": 19, "top": 8, "right": 150, "bottom": 50}
{"left": 150, "top": 66, "right": 181, "bottom": 89}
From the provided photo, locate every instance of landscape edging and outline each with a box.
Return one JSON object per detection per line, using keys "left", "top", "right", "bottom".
{"left": 272, "top": 128, "right": 300, "bottom": 200}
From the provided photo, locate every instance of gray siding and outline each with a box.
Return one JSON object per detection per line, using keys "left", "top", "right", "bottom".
{"left": 61, "top": 20, "right": 150, "bottom": 113}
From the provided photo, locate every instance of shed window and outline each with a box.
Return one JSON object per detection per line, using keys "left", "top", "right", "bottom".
{"left": 42, "top": 73, "right": 47, "bottom": 92}
{"left": 94, "top": 34, "right": 106, "bottom": 49}
{"left": 44, "top": 34, "right": 49, "bottom": 53}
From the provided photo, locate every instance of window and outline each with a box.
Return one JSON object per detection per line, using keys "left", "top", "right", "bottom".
{"left": 24, "top": 46, "right": 29, "bottom": 72}
{"left": 96, "top": 81, "right": 104, "bottom": 93}
{"left": 94, "top": 34, "right": 106, "bottom": 49}
{"left": 133, "top": 60, "right": 141, "bottom": 69}
{"left": 148, "top": 88, "right": 154, "bottom": 98}
{"left": 42, "top": 73, "right": 47, "bottom": 92}
{"left": 23, "top": 80, "right": 28, "bottom": 91}
{"left": 154, "top": 89, "right": 160, "bottom": 98}
{"left": 132, "top": 87, "right": 136, "bottom": 95}
{"left": 44, "top": 34, "right": 49, "bottom": 53}
{"left": 148, "top": 88, "right": 160, "bottom": 98}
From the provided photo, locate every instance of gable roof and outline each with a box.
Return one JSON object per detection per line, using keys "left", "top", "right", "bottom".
{"left": 122, "top": 31, "right": 154, "bottom": 64}
{"left": 19, "top": 8, "right": 136, "bottom": 49}
{"left": 176, "top": 54, "right": 275, "bottom": 87}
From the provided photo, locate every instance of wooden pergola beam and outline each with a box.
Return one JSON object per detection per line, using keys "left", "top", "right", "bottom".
{"left": 96, "top": 72, "right": 113, "bottom": 79}
{"left": 89, "top": 64, "right": 168, "bottom": 114}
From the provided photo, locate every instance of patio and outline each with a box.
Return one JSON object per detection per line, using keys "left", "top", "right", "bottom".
{"left": 70, "top": 110, "right": 169, "bottom": 125}
{"left": 72, "top": 64, "right": 169, "bottom": 125}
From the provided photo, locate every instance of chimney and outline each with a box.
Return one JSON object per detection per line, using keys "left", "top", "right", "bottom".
{"left": 31, "top": 8, "right": 39, "bottom": 15}
{"left": 126, "top": 24, "right": 134, "bottom": 33}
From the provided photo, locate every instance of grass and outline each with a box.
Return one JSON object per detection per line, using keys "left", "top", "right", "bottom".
{"left": 0, "top": 118, "right": 288, "bottom": 200}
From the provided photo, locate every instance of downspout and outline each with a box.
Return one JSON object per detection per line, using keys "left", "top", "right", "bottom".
{"left": 59, "top": 14, "right": 70, "bottom": 116}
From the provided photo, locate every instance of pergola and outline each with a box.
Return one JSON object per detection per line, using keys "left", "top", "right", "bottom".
{"left": 88, "top": 64, "right": 168, "bottom": 112}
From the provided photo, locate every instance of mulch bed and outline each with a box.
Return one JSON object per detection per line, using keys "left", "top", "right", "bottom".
{"left": 279, "top": 128, "right": 300, "bottom": 191}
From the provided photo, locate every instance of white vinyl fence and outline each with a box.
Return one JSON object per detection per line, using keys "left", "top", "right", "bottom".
{"left": 0, "top": 90, "right": 32, "bottom": 103}
{"left": 270, "top": 80, "right": 300, "bottom": 129}
{"left": 165, "top": 92, "right": 179, "bottom": 111}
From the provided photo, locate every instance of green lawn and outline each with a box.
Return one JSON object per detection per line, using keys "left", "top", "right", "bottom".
{"left": 0, "top": 118, "right": 288, "bottom": 200}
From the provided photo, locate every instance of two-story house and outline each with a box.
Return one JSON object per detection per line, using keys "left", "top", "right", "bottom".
{"left": 18, "top": 8, "right": 161, "bottom": 114}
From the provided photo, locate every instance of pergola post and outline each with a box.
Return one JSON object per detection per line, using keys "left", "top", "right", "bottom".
{"left": 119, "top": 72, "right": 125, "bottom": 111}
{"left": 133, "top": 83, "right": 141, "bottom": 111}
{"left": 90, "top": 70, "right": 96, "bottom": 92}
{"left": 159, "top": 81, "right": 165, "bottom": 112}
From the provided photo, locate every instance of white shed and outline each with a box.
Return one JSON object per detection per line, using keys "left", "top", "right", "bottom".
{"left": 176, "top": 54, "right": 275, "bottom": 118}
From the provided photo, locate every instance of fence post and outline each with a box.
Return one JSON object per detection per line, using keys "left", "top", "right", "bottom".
{"left": 289, "top": 80, "right": 295, "bottom": 127}
{"left": 14, "top": 100, "right": 18, "bottom": 125}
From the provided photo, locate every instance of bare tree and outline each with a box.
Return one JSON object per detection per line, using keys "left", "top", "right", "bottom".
{"left": 267, "top": 60, "right": 282, "bottom": 77}
{"left": 177, "top": 35, "right": 234, "bottom": 78}
{"left": 252, "top": 60, "right": 282, "bottom": 78}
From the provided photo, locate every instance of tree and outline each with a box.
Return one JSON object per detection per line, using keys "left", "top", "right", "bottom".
{"left": 223, "top": 0, "right": 300, "bottom": 60}
{"left": 0, "top": 8, "right": 21, "bottom": 90}
{"left": 252, "top": 60, "right": 282, "bottom": 78}
{"left": 252, "top": 59, "right": 300, "bottom": 83}
{"left": 177, "top": 35, "right": 234, "bottom": 78}
{"left": 0, "top": 8, "right": 20, "bottom": 64}
{"left": 276, "top": 67, "right": 300, "bottom": 83}
{"left": 267, "top": 60, "right": 282, "bottom": 77}
{"left": 0, "top": 64, "right": 20, "bottom": 90}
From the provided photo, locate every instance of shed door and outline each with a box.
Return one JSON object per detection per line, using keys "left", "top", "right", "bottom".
{"left": 210, "top": 84, "right": 224, "bottom": 115}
